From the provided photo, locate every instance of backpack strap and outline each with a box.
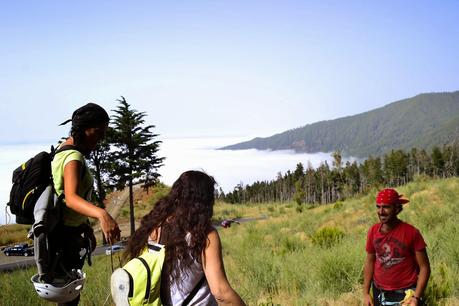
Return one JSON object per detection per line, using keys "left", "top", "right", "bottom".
{"left": 147, "top": 244, "right": 163, "bottom": 252}
{"left": 135, "top": 257, "right": 152, "bottom": 303}
{"left": 53, "top": 144, "right": 83, "bottom": 157}
{"left": 150, "top": 226, "right": 204, "bottom": 306}
{"left": 182, "top": 275, "right": 206, "bottom": 306}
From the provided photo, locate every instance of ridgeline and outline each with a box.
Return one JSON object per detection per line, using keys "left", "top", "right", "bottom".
{"left": 221, "top": 91, "right": 459, "bottom": 157}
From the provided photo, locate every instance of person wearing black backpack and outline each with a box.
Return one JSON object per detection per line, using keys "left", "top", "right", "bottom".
{"left": 32, "top": 103, "right": 121, "bottom": 306}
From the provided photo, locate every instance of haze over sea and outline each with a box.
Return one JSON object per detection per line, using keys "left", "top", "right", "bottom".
{"left": 0, "top": 136, "right": 353, "bottom": 225}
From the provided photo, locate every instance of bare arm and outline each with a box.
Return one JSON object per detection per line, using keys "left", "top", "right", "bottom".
{"left": 363, "top": 253, "right": 375, "bottom": 306}
{"left": 63, "top": 160, "right": 120, "bottom": 243}
{"left": 202, "top": 229, "right": 246, "bottom": 306}
{"left": 410, "top": 249, "right": 430, "bottom": 305}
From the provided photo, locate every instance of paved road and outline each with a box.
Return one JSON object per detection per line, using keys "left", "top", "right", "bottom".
{"left": 0, "top": 216, "right": 267, "bottom": 272}
{"left": 0, "top": 245, "right": 110, "bottom": 272}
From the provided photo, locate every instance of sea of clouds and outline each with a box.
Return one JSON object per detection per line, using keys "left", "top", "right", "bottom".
{"left": 0, "top": 136, "right": 353, "bottom": 225}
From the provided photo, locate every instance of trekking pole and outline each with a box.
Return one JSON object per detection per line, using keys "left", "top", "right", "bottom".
{"left": 104, "top": 242, "right": 124, "bottom": 306}
{"left": 109, "top": 242, "right": 114, "bottom": 272}
{"left": 104, "top": 242, "right": 115, "bottom": 306}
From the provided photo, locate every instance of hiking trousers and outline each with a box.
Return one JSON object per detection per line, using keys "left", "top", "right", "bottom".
{"left": 372, "top": 282, "right": 424, "bottom": 306}
{"left": 51, "top": 223, "right": 95, "bottom": 306}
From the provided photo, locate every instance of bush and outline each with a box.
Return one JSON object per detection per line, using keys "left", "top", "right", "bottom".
{"left": 317, "top": 255, "right": 357, "bottom": 294}
{"left": 315, "top": 238, "right": 363, "bottom": 296}
{"left": 310, "top": 227, "right": 345, "bottom": 248}
{"left": 278, "top": 236, "right": 306, "bottom": 255}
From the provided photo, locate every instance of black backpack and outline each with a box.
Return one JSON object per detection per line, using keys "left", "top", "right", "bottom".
{"left": 6, "top": 145, "right": 79, "bottom": 224}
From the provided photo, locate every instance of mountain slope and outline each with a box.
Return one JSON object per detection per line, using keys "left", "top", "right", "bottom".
{"left": 221, "top": 91, "right": 459, "bottom": 157}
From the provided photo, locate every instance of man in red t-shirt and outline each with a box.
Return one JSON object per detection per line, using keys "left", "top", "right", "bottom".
{"left": 363, "top": 188, "right": 430, "bottom": 306}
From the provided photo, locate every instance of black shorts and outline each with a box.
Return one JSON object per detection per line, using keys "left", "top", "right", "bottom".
{"left": 49, "top": 223, "right": 92, "bottom": 276}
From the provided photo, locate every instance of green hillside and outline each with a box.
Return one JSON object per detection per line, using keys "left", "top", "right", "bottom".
{"left": 222, "top": 91, "right": 459, "bottom": 157}
{"left": 217, "top": 177, "right": 459, "bottom": 305}
{"left": 1, "top": 177, "right": 458, "bottom": 305}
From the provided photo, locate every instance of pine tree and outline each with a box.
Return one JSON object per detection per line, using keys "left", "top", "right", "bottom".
{"left": 431, "top": 146, "right": 444, "bottom": 177}
{"left": 293, "top": 179, "right": 305, "bottom": 212}
{"left": 293, "top": 163, "right": 305, "bottom": 182}
{"left": 110, "top": 97, "right": 165, "bottom": 236}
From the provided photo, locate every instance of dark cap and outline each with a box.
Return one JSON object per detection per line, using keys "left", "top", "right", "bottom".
{"left": 60, "top": 103, "right": 109, "bottom": 128}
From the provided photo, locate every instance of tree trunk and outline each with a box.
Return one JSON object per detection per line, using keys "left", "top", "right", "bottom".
{"left": 129, "top": 179, "right": 135, "bottom": 237}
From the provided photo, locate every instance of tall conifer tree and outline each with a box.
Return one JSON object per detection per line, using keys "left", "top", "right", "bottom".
{"left": 110, "top": 97, "right": 164, "bottom": 236}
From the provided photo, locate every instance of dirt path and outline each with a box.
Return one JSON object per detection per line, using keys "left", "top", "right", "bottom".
{"left": 93, "top": 185, "right": 142, "bottom": 239}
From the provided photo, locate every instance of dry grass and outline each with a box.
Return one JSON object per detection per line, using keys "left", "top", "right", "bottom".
{"left": 0, "top": 224, "right": 32, "bottom": 246}
{"left": 2, "top": 177, "right": 458, "bottom": 305}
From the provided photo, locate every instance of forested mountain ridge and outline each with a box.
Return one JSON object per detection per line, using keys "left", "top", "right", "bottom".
{"left": 221, "top": 91, "right": 459, "bottom": 157}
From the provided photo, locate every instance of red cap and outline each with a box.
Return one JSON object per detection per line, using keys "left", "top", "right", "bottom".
{"left": 376, "top": 188, "right": 409, "bottom": 205}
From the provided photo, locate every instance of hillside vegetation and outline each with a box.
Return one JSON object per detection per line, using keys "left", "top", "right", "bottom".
{"left": 217, "top": 177, "right": 459, "bottom": 305}
{"left": 1, "top": 177, "right": 458, "bottom": 305}
{"left": 222, "top": 91, "right": 459, "bottom": 157}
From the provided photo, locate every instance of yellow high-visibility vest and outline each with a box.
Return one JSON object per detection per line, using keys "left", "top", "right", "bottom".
{"left": 121, "top": 244, "right": 165, "bottom": 306}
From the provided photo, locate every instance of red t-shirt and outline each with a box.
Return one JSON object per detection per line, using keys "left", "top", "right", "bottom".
{"left": 365, "top": 221, "right": 427, "bottom": 290}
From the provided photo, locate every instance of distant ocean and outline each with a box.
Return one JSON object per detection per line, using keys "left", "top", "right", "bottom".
{"left": 0, "top": 136, "right": 347, "bottom": 225}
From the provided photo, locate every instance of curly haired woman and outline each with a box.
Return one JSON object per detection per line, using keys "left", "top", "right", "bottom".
{"left": 124, "top": 170, "right": 246, "bottom": 306}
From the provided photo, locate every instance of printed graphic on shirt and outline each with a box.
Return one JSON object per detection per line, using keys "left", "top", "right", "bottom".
{"left": 374, "top": 236, "right": 407, "bottom": 269}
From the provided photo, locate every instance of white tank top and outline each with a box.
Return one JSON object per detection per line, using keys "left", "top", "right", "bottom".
{"left": 155, "top": 233, "right": 217, "bottom": 306}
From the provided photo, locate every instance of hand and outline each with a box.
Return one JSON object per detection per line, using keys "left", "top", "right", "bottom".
{"left": 407, "top": 297, "right": 419, "bottom": 306}
{"left": 363, "top": 293, "right": 374, "bottom": 306}
{"left": 99, "top": 211, "right": 121, "bottom": 244}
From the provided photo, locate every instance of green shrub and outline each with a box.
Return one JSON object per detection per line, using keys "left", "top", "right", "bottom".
{"left": 278, "top": 236, "right": 306, "bottom": 255}
{"left": 241, "top": 250, "right": 282, "bottom": 294}
{"left": 310, "top": 227, "right": 345, "bottom": 248}
{"left": 317, "top": 256, "right": 355, "bottom": 294}
{"left": 315, "top": 243, "right": 363, "bottom": 295}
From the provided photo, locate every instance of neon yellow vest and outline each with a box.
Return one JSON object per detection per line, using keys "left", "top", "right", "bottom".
{"left": 122, "top": 244, "right": 165, "bottom": 306}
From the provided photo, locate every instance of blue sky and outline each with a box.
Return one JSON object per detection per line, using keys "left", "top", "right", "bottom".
{"left": 1, "top": 1, "right": 458, "bottom": 144}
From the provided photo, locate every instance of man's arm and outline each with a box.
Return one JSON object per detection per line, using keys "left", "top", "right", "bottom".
{"left": 412, "top": 249, "right": 430, "bottom": 304}
{"left": 363, "top": 253, "right": 376, "bottom": 306}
